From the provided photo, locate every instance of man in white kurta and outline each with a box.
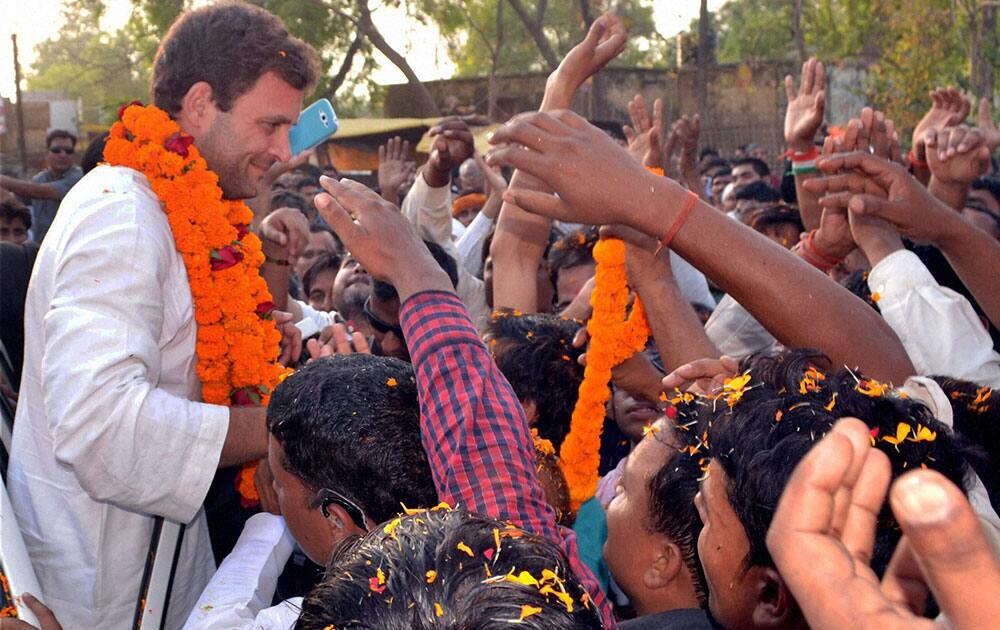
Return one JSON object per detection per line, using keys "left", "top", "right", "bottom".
{"left": 7, "top": 164, "right": 229, "bottom": 628}
{"left": 5, "top": 3, "right": 319, "bottom": 624}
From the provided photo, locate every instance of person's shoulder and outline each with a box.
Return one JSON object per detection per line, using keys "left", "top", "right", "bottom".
{"left": 62, "top": 165, "right": 84, "bottom": 183}
{"left": 54, "top": 165, "right": 170, "bottom": 242}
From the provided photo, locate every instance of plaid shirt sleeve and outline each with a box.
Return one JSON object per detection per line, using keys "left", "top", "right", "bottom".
{"left": 401, "top": 290, "right": 616, "bottom": 628}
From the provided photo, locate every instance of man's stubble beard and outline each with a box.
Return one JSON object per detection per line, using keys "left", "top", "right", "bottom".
{"left": 336, "top": 283, "right": 369, "bottom": 320}
{"left": 197, "top": 116, "right": 259, "bottom": 200}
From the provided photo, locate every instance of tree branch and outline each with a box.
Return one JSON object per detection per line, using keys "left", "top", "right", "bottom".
{"left": 329, "top": 31, "right": 364, "bottom": 96}
{"left": 506, "top": 0, "right": 559, "bottom": 71}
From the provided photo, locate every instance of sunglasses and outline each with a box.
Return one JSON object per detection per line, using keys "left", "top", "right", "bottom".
{"left": 311, "top": 487, "right": 370, "bottom": 531}
{"left": 49, "top": 147, "right": 75, "bottom": 155}
{"left": 363, "top": 296, "right": 404, "bottom": 338}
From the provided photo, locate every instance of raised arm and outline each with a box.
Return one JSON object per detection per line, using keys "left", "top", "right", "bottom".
{"left": 487, "top": 111, "right": 915, "bottom": 382}
{"left": 805, "top": 150, "right": 1000, "bottom": 330}
{"left": 313, "top": 175, "right": 617, "bottom": 627}
{"left": 490, "top": 12, "right": 626, "bottom": 312}
{"left": 0, "top": 176, "right": 63, "bottom": 200}
{"left": 784, "top": 57, "right": 826, "bottom": 230}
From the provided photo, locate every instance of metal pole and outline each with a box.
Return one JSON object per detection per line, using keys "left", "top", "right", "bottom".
{"left": 12, "top": 34, "right": 28, "bottom": 176}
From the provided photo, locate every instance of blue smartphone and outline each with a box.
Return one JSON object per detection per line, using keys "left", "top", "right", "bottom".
{"left": 289, "top": 98, "right": 339, "bottom": 155}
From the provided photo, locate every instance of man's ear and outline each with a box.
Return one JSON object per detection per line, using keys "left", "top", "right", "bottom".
{"left": 750, "top": 566, "right": 800, "bottom": 628}
{"left": 323, "top": 502, "right": 366, "bottom": 538}
{"left": 178, "top": 81, "right": 216, "bottom": 137}
{"left": 521, "top": 399, "right": 538, "bottom": 425}
{"left": 642, "top": 538, "right": 684, "bottom": 590}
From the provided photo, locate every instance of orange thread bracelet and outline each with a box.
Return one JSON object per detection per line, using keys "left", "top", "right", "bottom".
{"left": 654, "top": 190, "right": 699, "bottom": 256}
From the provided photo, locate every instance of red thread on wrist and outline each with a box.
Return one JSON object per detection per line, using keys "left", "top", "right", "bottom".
{"left": 907, "top": 148, "right": 929, "bottom": 170}
{"left": 794, "top": 240, "right": 836, "bottom": 273}
{"left": 805, "top": 229, "right": 845, "bottom": 266}
{"left": 654, "top": 190, "right": 699, "bottom": 256}
{"left": 781, "top": 146, "right": 821, "bottom": 162}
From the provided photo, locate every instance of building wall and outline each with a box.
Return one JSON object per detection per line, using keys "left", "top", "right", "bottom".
{"left": 385, "top": 61, "right": 866, "bottom": 173}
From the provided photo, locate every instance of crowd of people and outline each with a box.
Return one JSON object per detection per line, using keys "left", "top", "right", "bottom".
{"left": 1, "top": 2, "right": 1000, "bottom": 629}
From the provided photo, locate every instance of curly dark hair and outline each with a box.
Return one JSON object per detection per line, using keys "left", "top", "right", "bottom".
{"left": 484, "top": 309, "right": 584, "bottom": 448}
{"left": 296, "top": 508, "right": 604, "bottom": 629}
{"left": 267, "top": 354, "right": 437, "bottom": 524}
{"left": 152, "top": 1, "right": 318, "bottom": 115}
{"left": 679, "top": 349, "right": 978, "bottom": 577}
{"left": 546, "top": 227, "right": 599, "bottom": 298}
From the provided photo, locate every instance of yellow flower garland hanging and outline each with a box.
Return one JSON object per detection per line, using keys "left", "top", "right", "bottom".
{"left": 104, "top": 103, "right": 290, "bottom": 507}
{"left": 559, "top": 238, "right": 650, "bottom": 510}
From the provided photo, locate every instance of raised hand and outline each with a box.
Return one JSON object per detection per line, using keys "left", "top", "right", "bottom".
{"left": 377, "top": 136, "right": 415, "bottom": 206}
{"left": 260, "top": 206, "right": 310, "bottom": 263}
{"left": 623, "top": 94, "right": 665, "bottom": 169}
{"left": 804, "top": 152, "right": 960, "bottom": 245}
{"left": 423, "top": 117, "right": 475, "bottom": 188}
{"left": 315, "top": 176, "right": 453, "bottom": 300}
{"left": 674, "top": 115, "right": 701, "bottom": 183}
{"left": 273, "top": 310, "right": 302, "bottom": 367}
{"left": 306, "top": 322, "right": 371, "bottom": 362}
{"left": 545, "top": 12, "right": 627, "bottom": 104}
{"left": 925, "top": 125, "right": 991, "bottom": 185}
{"left": 767, "top": 417, "right": 1000, "bottom": 629}
{"left": 474, "top": 150, "right": 508, "bottom": 196}
{"left": 977, "top": 97, "right": 1000, "bottom": 150}
{"left": 661, "top": 355, "right": 740, "bottom": 397}
{"left": 911, "top": 87, "right": 971, "bottom": 163}
{"left": 488, "top": 109, "right": 659, "bottom": 228}
{"left": 784, "top": 57, "right": 826, "bottom": 152}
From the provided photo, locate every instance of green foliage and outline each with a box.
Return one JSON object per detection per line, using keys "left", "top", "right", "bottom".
{"left": 678, "top": 0, "right": 999, "bottom": 136}
{"left": 715, "top": 0, "right": 793, "bottom": 64}
{"left": 27, "top": 1, "right": 153, "bottom": 125}
{"left": 420, "top": 0, "right": 667, "bottom": 78}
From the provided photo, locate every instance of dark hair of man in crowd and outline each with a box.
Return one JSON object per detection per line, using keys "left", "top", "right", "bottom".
{"left": 484, "top": 309, "right": 584, "bottom": 449}
{"left": 267, "top": 354, "right": 438, "bottom": 525}
{"left": 372, "top": 240, "right": 459, "bottom": 302}
{"left": 151, "top": 1, "right": 318, "bottom": 116}
{"left": 933, "top": 376, "right": 1000, "bottom": 508}
{"left": 750, "top": 203, "right": 803, "bottom": 230}
{"left": 295, "top": 163, "right": 324, "bottom": 181}
{"left": 971, "top": 175, "right": 1000, "bottom": 205}
{"left": 700, "top": 157, "right": 730, "bottom": 176}
{"left": 310, "top": 222, "right": 344, "bottom": 254}
{"left": 302, "top": 252, "right": 344, "bottom": 297}
{"left": 732, "top": 156, "right": 771, "bottom": 178}
{"left": 647, "top": 424, "right": 710, "bottom": 604}
{"left": 547, "top": 227, "right": 599, "bottom": 292}
{"left": 1, "top": 202, "right": 32, "bottom": 230}
{"left": 80, "top": 132, "right": 109, "bottom": 174}
{"left": 700, "top": 147, "right": 720, "bottom": 162}
{"left": 733, "top": 180, "right": 781, "bottom": 204}
{"left": 270, "top": 189, "right": 308, "bottom": 213}
{"left": 46, "top": 129, "right": 77, "bottom": 148}
{"left": 295, "top": 508, "right": 604, "bottom": 629}
{"left": 841, "top": 270, "right": 880, "bottom": 313}
{"left": 296, "top": 177, "right": 322, "bottom": 192}
{"left": 695, "top": 349, "right": 977, "bottom": 577}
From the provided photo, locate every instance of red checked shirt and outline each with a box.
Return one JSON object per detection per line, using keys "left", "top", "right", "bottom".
{"left": 401, "top": 290, "right": 616, "bottom": 628}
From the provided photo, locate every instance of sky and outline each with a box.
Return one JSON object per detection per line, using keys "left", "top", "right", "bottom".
{"left": 0, "top": 0, "right": 729, "bottom": 102}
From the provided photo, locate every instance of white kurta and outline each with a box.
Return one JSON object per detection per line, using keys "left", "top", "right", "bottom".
{"left": 8, "top": 165, "right": 230, "bottom": 629}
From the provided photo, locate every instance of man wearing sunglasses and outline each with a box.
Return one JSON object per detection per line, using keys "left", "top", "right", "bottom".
{"left": 0, "top": 130, "right": 83, "bottom": 244}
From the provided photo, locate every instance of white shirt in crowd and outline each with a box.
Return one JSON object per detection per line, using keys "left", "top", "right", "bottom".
{"left": 8, "top": 165, "right": 229, "bottom": 629}
{"left": 183, "top": 513, "right": 300, "bottom": 629}
{"left": 868, "top": 249, "right": 1000, "bottom": 388}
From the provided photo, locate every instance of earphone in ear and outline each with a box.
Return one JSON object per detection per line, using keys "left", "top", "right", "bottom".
{"left": 330, "top": 516, "right": 345, "bottom": 529}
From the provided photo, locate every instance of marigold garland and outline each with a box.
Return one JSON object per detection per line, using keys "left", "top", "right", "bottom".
{"left": 559, "top": 238, "right": 650, "bottom": 510}
{"left": 104, "top": 103, "right": 291, "bottom": 507}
